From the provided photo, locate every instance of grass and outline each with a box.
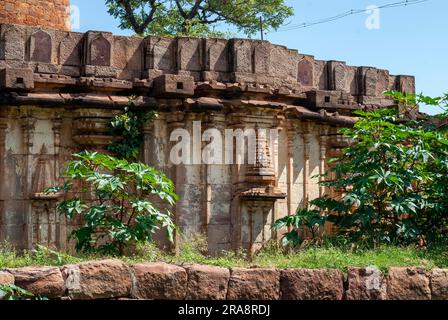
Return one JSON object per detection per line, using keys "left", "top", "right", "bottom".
{"left": 1, "top": 237, "right": 447, "bottom": 272}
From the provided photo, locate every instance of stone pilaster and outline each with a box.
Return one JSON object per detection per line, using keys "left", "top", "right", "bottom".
{"left": 228, "top": 112, "right": 245, "bottom": 250}
{"left": 166, "top": 111, "right": 186, "bottom": 254}
{"left": 319, "top": 126, "right": 330, "bottom": 198}
{"left": 20, "top": 114, "right": 36, "bottom": 249}
{"left": 286, "top": 121, "right": 296, "bottom": 232}
{"left": 0, "top": 118, "right": 8, "bottom": 242}
{"left": 302, "top": 123, "right": 312, "bottom": 207}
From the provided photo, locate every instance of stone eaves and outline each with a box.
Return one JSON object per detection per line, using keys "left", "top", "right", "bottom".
{"left": 0, "top": 23, "right": 416, "bottom": 126}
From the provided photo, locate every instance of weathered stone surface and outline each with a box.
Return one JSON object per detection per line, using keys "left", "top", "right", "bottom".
{"left": 153, "top": 74, "right": 195, "bottom": 96}
{"left": 58, "top": 33, "right": 83, "bottom": 66}
{"left": 30, "top": 30, "right": 52, "bottom": 63}
{"left": 430, "top": 269, "right": 448, "bottom": 300}
{"left": 6, "top": 266, "right": 64, "bottom": 298}
{"left": 298, "top": 57, "right": 314, "bottom": 87}
{"left": 0, "top": 271, "right": 14, "bottom": 285}
{"left": 0, "top": 0, "right": 71, "bottom": 31}
{"left": 178, "top": 38, "right": 202, "bottom": 71}
{"left": 132, "top": 262, "right": 187, "bottom": 300}
{"left": 62, "top": 259, "right": 132, "bottom": 300}
{"left": 0, "top": 24, "right": 25, "bottom": 61}
{"left": 280, "top": 269, "right": 344, "bottom": 300}
{"left": 231, "top": 39, "right": 252, "bottom": 73}
{"left": 146, "top": 36, "right": 175, "bottom": 71}
{"left": 398, "top": 75, "right": 416, "bottom": 94}
{"left": 0, "top": 67, "right": 34, "bottom": 90}
{"left": 186, "top": 264, "right": 230, "bottom": 300}
{"left": 204, "top": 39, "right": 229, "bottom": 72}
{"left": 114, "top": 36, "right": 144, "bottom": 79}
{"left": 0, "top": 9, "right": 417, "bottom": 255}
{"left": 346, "top": 267, "right": 387, "bottom": 300}
{"left": 227, "top": 268, "right": 280, "bottom": 300}
{"left": 387, "top": 267, "right": 431, "bottom": 300}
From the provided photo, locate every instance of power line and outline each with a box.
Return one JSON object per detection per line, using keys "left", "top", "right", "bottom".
{"left": 273, "top": 0, "right": 429, "bottom": 32}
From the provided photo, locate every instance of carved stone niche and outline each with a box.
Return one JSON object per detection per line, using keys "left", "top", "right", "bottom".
{"left": 83, "top": 31, "right": 117, "bottom": 78}
{"left": 298, "top": 56, "right": 314, "bottom": 87}
{"left": 30, "top": 144, "right": 62, "bottom": 250}
{"left": 30, "top": 199, "right": 61, "bottom": 249}
{"left": 240, "top": 200, "right": 276, "bottom": 256}
{"left": 29, "top": 29, "right": 53, "bottom": 64}
{"left": 31, "top": 144, "right": 58, "bottom": 199}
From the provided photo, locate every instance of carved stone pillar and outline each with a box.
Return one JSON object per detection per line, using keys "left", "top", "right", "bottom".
{"left": 202, "top": 112, "right": 227, "bottom": 253}
{"left": 30, "top": 144, "right": 60, "bottom": 249}
{"left": 270, "top": 116, "right": 283, "bottom": 240}
{"left": 166, "top": 111, "right": 186, "bottom": 254}
{"left": 286, "top": 121, "right": 295, "bottom": 233}
{"left": 319, "top": 126, "right": 330, "bottom": 198}
{"left": 239, "top": 122, "right": 285, "bottom": 256}
{"left": 0, "top": 119, "right": 8, "bottom": 242}
{"left": 142, "top": 122, "right": 154, "bottom": 165}
{"left": 52, "top": 115, "right": 66, "bottom": 250}
{"left": 20, "top": 115, "right": 36, "bottom": 249}
{"left": 302, "top": 122, "right": 312, "bottom": 207}
{"left": 228, "top": 112, "right": 245, "bottom": 250}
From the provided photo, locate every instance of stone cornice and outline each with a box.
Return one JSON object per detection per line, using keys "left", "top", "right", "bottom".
{"left": 0, "top": 23, "right": 417, "bottom": 121}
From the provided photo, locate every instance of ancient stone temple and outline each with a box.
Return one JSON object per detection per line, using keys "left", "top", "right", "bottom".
{"left": 0, "top": 0, "right": 416, "bottom": 254}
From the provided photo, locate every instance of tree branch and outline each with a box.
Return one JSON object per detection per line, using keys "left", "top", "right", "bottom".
{"left": 119, "top": 0, "right": 159, "bottom": 34}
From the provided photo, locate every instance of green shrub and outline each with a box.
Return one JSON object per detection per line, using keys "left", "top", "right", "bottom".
{"left": 275, "top": 92, "right": 448, "bottom": 247}
{"left": 106, "top": 97, "right": 156, "bottom": 161}
{"left": 46, "top": 151, "right": 177, "bottom": 256}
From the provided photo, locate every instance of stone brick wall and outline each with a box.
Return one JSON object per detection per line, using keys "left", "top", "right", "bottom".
{"left": 1, "top": 260, "right": 447, "bottom": 300}
{"left": 0, "top": 22, "right": 418, "bottom": 254}
{"left": 0, "top": 0, "right": 70, "bottom": 31}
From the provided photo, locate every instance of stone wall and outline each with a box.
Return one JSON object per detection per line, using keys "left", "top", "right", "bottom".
{"left": 1, "top": 260, "right": 446, "bottom": 300}
{"left": 0, "top": 1, "right": 70, "bottom": 31}
{"left": 0, "top": 22, "right": 418, "bottom": 254}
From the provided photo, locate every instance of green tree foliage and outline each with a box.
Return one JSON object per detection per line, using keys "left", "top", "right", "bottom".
{"left": 105, "top": 0, "right": 294, "bottom": 37}
{"left": 275, "top": 92, "right": 448, "bottom": 247}
{"left": 46, "top": 151, "right": 177, "bottom": 255}
{"left": 107, "top": 98, "right": 156, "bottom": 161}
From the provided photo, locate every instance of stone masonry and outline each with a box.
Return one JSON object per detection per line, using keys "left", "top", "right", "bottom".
{"left": 0, "top": 1, "right": 417, "bottom": 254}
{"left": 0, "top": 0, "right": 71, "bottom": 31}
{"left": 2, "top": 261, "right": 447, "bottom": 300}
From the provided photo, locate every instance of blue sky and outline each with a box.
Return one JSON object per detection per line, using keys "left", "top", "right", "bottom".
{"left": 71, "top": 0, "right": 447, "bottom": 114}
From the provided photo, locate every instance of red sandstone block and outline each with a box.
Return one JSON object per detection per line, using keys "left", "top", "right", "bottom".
{"left": 280, "top": 269, "right": 344, "bottom": 300}
{"left": 346, "top": 267, "right": 387, "bottom": 300}
{"left": 431, "top": 269, "right": 448, "bottom": 300}
{"left": 131, "top": 262, "right": 187, "bottom": 300}
{"left": 387, "top": 267, "right": 431, "bottom": 300}
{"left": 185, "top": 264, "right": 230, "bottom": 300}
{"left": 6, "top": 266, "right": 65, "bottom": 298}
{"left": 227, "top": 268, "right": 280, "bottom": 300}
{"left": 62, "top": 259, "right": 132, "bottom": 300}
